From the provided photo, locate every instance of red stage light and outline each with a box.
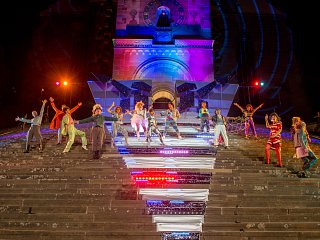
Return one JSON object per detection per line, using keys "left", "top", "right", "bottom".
{"left": 133, "top": 175, "right": 176, "bottom": 182}
{"left": 55, "top": 81, "right": 60, "bottom": 86}
{"left": 131, "top": 171, "right": 179, "bottom": 184}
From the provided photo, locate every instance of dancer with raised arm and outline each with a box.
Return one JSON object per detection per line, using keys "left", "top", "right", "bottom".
{"left": 162, "top": 102, "right": 182, "bottom": 139}
{"left": 49, "top": 97, "right": 82, "bottom": 144}
{"left": 15, "top": 99, "right": 47, "bottom": 153}
{"left": 107, "top": 102, "right": 129, "bottom": 147}
{"left": 75, "top": 104, "right": 118, "bottom": 159}
{"left": 61, "top": 107, "right": 88, "bottom": 153}
{"left": 265, "top": 113, "right": 282, "bottom": 167}
{"left": 233, "top": 102, "right": 264, "bottom": 139}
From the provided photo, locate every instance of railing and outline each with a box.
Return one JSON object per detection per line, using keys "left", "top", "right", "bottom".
{"left": 226, "top": 116, "right": 245, "bottom": 134}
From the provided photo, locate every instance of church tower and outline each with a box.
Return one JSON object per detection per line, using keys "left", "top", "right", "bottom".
{"left": 112, "top": 0, "right": 214, "bottom": 108}
{"left": 88, "top": 0, "right": 238, "bottom": 116}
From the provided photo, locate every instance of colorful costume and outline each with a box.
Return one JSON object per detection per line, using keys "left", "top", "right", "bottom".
{"left": 243, "top": 110, "right": 257, "bottom": 137}
{"left": 130, "top": 108, "right": 147, "bottom": 133}
{"left": 162, "top": 108, "right": 181, "bottom": 138}
{"left": 61, "top": 112, "right": 87, "bottom": 153}
{"left": 199, "top": 107, "right": 210, "bottom": 132}
{"left": 265, "top": 115, "right": 282, "bottom": 166}
{"left": 50, "top": 101, "right": 81, "bottom": 144}
{"left": 234, "top": 103, "right": 263, "bottom": 138}
{"left": 128, "top": 101, "right": 148, "bottom": 140}
{"left": 146, "top": 114, "right": 164, "bottom": 145}
{"left": 293, "top": 122, "right": 318, "bottom": 174}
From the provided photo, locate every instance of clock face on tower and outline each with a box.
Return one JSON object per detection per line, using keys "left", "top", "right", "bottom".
{"left": 143, "top": 0, "right": 185, "bottom": 27}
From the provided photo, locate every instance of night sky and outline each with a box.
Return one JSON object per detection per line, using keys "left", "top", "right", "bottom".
{"left": 0, "top": 1, "right": 319, "bottom": 129}
{"left": 273, "top": 1, "right": 320, "bottom": 111}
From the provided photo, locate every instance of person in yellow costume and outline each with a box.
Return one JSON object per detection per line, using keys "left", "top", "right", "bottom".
{"left": 61, "top": 106, "right": 88, "bottom": 153}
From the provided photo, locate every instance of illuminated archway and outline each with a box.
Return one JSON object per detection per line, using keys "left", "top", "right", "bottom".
{"left": 152, "top": 90, "right": 175, "bottom": 109}
{"left": 133, "top": 57, "right": 193, "bottom": 82}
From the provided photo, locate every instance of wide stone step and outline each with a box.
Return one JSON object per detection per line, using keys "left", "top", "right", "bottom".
{"left": 202, "top": 231, "right": 320, "bottom": 240}
{"left": 204, "top": 214, "right": 320, "bottom": 222}
{"left": 0, "top": 206, "right": 147, "bottom": 216}
{"left": 0, "top": 222, "right": 156, "bottom": 232}
{"left": 202, "top": 222, "right": 320, "bottom": 231}
{"left": 206, "top": 201, "right": 320, "bottom": 208}
{"left": 0, "top": 231, "right": 161, "bottom": 240}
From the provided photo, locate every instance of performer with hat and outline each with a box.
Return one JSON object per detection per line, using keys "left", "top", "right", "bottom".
{"left": 75, "top": 104, "right": 118, "bottom": 159}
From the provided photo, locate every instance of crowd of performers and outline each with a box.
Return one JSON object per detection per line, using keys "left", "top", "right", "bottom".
{"left": 15, "top": 99, "right": 318, "bottom": 177}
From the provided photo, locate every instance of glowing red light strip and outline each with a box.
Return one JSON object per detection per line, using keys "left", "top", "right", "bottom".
{"left": 134, "top": 176, "right": 176, "bottom": 181}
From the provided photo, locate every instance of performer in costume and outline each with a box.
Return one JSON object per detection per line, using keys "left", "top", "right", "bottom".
{"left": 161, "top": 102, "right": 182, "bottom": 139}
{"left": 61, "top": 107, "right": 88, "bottom": 153}
{"left": 126, "top": 101, "right": 147, "bottom": 140}
{"left": 198, "top": 101, "right": 210, "bottom": 133}
{"left": 300, "top": 121, "right": 318, "bottom": 172}
{"left": 290, "top": 117, "right": 312, "bottom": 158}
{"left": 15, "top": 99, "right": 47, "bottom": 153}
{"left": 292, "top": 117, "right": 318, "bottom": 177}
{"left": 146, "top": 108, "right": 164, "bottom": 145}
{"left": 107, "top": 102, "right": 129, "bottom": 147}
{"left": 75, "top": 104, "right": 118, "bottom": 159}
{"left": 49, "top": 97, "right": 82, "bottom": 144}
{"left": 265, "top": 113, "right": 282, "bottom": 167}
{"left": 212, "top": 108, "right": 229, "bottom": 149}
{"left": 233, "top": 102, "right": 264, "bottom": 139}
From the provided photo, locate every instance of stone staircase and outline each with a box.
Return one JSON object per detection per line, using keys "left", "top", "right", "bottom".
{"left": 0, "top": 128, "right": 158, "bottom": 240}
{"left": 0, "top": 125, "right": 319, "bottom": 239}
{"left": 203, "top": 136, "right": 320, "bottom": 239}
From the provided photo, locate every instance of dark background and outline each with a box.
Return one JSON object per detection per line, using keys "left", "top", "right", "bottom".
{"left": 0, "top": 1, "right": 319, "bottom": 129}
{"left": 271, "top": 1, "right": 320, "bottom": 114}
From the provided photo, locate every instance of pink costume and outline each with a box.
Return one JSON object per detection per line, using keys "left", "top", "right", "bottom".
{"left": 130, "top": 108, "right": 147, "bottom": 133}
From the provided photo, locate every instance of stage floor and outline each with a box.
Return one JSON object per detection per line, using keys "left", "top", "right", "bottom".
{"left": 111, "top": 125, "right": 214, "bottom": 148}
